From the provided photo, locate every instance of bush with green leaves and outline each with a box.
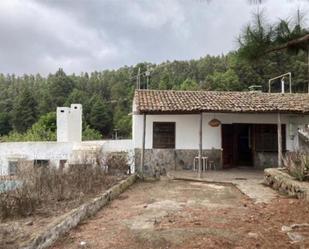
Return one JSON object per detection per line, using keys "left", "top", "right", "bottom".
{"left": 82, "top": 125, "right": 103, "bottom": 141}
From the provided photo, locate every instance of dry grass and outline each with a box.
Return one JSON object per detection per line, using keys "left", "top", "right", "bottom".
{"left": 104, "top": 152, "right": 130, "bottom": 175}
{"left": 0, "top": 153, "right": 129, "bottom": 220}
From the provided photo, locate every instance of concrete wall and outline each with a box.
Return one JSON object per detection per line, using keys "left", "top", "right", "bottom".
{"left": 101, "top": 139, "right": 133, "bottom": 152}
{"left": 0, "top": 139, "right": 134, "bottom": 176}
{"left": 0, "top": 142, "right": 74, "bottom": 175}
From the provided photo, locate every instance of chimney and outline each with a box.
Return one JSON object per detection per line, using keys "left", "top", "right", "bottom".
{"left": 57, "top": 104, "right": 82, "bottom": 142}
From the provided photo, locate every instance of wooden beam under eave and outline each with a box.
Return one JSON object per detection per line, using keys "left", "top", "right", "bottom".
{"left": 198, "top": 113, "right": 203, "bottom": 178}
{"left": 141, "top": 114, "right": 146, "bottom": 175}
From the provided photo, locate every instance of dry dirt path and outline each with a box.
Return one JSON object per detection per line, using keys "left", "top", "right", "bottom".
{"left": 52, "top": 178, "right": 309, "bottom": 249}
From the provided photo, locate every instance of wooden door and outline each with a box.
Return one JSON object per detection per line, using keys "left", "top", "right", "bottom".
{"left": 222, "top": 124, "right": 234, "bottom": 168}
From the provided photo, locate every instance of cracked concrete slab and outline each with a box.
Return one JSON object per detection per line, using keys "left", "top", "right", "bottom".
{"left": 168, "top": 168, "right": 278, "bottom": 203}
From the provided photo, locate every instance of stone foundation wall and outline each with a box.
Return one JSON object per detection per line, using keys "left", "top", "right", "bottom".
{"left": 264, "top": 168, "right": 309, "bottom": 200}
{"left": 254, "top": 152, "right": 278, "bottom": 169}
{"left": 135, "top": 149, "right": 222, "bottom": 177}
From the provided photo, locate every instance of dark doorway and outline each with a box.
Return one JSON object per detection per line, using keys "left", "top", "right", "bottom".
{"left": 222, "top": 124, "right": 253, "bottom": 168}
{"left": 234, "top": 124, "right": 253, "bottom": 166}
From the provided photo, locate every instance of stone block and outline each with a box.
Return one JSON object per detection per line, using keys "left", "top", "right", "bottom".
{"left": 264, "top": 168, "right": 309, "bottom": 200}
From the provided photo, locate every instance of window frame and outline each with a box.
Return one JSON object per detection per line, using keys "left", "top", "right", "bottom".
{"left": 33, "top": 159, "right": 50, "bottom": 167}
{"left": 152, "top": 122, "right": 176, "bottom": 149}
{"left": 8, "top": 161, "right": 18, "bottom": 176}
{"left": 254, "top": 124, "right": 286, "bottom": 152}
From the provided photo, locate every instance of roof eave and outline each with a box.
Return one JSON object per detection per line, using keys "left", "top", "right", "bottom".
{"left": 137, "top": 110, "right": 308, "bottom": 115}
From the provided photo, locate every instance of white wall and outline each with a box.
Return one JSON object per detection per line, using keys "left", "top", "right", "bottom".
{"left": 133, "top": 112, "right": 308, "bottom": 151}
{"left": 101, "top": 139, "right": 133, "bottom": 152}
{"left": 0, "top": 139, "right": 135, "bottom": 176}
{"left": 0, "top": 142, "right": 74, "bottom": 175}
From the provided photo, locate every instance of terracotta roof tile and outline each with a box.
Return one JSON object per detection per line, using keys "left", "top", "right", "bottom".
{"left": 134, "top": 90, "right": 309, "bottom": 114}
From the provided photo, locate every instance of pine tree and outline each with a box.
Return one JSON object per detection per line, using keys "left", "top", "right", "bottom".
{"left": 89, "top": 96, "right": 112, "bottom": 136}
{"left": 0, "top": 112, "right": 11, "bottom": 135}
{"left": 12, "top": 87, "right": 38, "bottom": 133}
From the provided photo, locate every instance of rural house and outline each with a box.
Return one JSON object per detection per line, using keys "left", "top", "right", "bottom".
{"left": 132, "top": 90, "right": 309, "bottom": 176}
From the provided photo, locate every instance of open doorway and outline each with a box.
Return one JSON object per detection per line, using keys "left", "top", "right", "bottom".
{"left": 222, "top": 124, "right": 253, "bottom": 168}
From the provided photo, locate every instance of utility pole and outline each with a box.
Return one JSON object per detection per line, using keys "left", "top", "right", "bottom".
{"left": 136, "top": 67, "right": 141, "bottom": 89}
{"left": 113, "top": 128, "right": 119, "bottom": 140}
{"left": 307, "top": 46, "right": 309, "bottom": 93}
{"left": 145, "top": 66, "right": 150, "bottom": 89}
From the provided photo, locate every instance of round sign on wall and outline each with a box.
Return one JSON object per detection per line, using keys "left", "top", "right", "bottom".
{"left": 208, "top": 118, "right": 221, "bottom": 127}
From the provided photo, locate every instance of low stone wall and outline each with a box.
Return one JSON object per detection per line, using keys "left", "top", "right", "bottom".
{"left": 135, "top": 149, "right": 222, "bottom": 177}
{"left": 264, "top": 168, "right": 309, "bottom": 200}
{"left": 20, "top": 174, "right": 137, "bottom": 249}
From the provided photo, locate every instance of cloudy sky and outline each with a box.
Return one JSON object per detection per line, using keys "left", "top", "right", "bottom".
{"left": 0, "top": 0, "right": 308, "bottom": 75}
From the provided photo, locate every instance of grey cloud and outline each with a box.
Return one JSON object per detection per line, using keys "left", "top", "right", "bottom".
{"left": 0, "top": 0, "right": 308, "bottom": 75}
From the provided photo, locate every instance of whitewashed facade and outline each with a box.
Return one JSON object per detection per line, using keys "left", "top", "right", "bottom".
{"left": 133, "top": 113, "right": 308, "bottom": 151}
{"left": 132, "top": 90, "right": 309, "bottom": 176}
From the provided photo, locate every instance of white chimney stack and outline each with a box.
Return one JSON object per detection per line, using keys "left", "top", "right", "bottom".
{"left": 57, "top": 104, "right": 82, "bottom": 142}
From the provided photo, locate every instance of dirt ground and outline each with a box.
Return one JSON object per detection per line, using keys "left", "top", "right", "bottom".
{"left": 0, "top": 175, "right": 125, "bottom": 249}
{"left": 51, "top": 178, "right": 309, "bottom": 249}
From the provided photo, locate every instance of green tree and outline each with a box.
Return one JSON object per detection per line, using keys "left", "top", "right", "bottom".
{"left": 239, "top": 10, "right": 308, "bottom": 60}
{"left": 0, "top": 113, "right": 11, "bottom": 135}
{"left": 180, "top": 78, "right": 200, "bottom": 91}
{"left": 207, "top": 69, "right": 241, "bottom": 91}
{"left": 42, "top": 68, "right": 74, "bottom": 112}
{"left": 89, "top": 96, "right": 112, "bottom": 136}
{"left": 82, "top": 125, "right": 102, "bottom": 141}
{"left": 2, "top": 112, "right": 56, "bottom": 142}
{"left": 35, "top": 112, "right": 56, "bottom": 132}
{"left": 12, "top": 87, "right": 38, "bottom": 133}
{"left": 114, "top": 114, "right": 132, "bottom": 138}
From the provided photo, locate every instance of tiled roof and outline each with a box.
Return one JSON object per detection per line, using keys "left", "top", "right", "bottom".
{"left": 134, "top": 90, "right": 309, "bottom": 114}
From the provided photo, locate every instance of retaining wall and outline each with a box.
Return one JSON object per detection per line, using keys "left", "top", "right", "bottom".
{"left": 264, "top": 168, "right": 309, "bottom": 200}
{"left": 20, "top": 174, "right": 137, "bottom": 249}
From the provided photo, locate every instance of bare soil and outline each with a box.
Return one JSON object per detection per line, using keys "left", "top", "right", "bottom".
{"left": 0, "top": 175, "right": 125, "bottom": 249}
{"left": 51, "top": 178, "right": 309, "bottom": 249}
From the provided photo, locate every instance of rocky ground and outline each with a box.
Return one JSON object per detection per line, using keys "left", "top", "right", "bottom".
{"left": 51, "top": 178, "right": 309, "bottom": 249}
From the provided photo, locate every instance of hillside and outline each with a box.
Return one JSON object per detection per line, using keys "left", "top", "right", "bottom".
{"left": 0, "top": 49, "right": 307, "bottom": 140}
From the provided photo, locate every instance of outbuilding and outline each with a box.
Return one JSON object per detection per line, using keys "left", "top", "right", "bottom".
{"left": 132, "top": 90, "right": 309, "bottom": 176}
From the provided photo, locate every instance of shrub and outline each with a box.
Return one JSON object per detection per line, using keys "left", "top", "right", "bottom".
{"left": 0, "top": 184, "right": 37, "bottom": 218}
{"left": 104, "top": 152, "right": 129, "bottom": 175}
{"left": 283, "top": 152, "right": 309, "bottom": 181}
{"left": 82, "top": 125, "right": 102, "bottom": 141}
